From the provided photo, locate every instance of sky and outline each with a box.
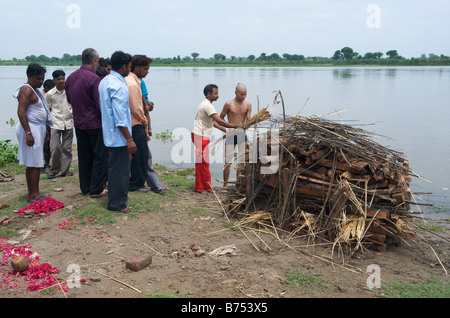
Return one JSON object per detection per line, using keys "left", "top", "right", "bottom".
{"left": 0, "top": 0, "right": 449, "bottom": 60}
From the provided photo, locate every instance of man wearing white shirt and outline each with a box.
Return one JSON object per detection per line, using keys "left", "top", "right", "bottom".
{"left": 191, "top": 84, "right": 245, "bottom": 193}
{"left": 45, "top": 70, "right": 74, "bottom": 178}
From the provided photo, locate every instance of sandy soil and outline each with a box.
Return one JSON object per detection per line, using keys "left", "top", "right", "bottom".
{"left": 0, "top": 164, "right": 449, "bottom": 300}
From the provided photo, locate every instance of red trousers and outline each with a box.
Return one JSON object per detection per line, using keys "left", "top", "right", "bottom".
{"left": 191, "top": 133, "right": 212, "bottom": 192}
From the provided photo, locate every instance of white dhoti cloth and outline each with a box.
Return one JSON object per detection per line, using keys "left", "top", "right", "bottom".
{"left": 16, "top": 122, "right": 47, "bottom": 168}
{"left": 13, "top": 83, "right": 53, "bottom": 168}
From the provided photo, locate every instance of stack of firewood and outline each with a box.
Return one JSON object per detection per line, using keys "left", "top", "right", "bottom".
{"left": 227, "top": 115, "right": 417, "bottom": 253}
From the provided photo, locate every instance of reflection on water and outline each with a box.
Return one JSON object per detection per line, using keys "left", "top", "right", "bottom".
{"left": 1, "top": 65, "right": 449, "bottom": 218}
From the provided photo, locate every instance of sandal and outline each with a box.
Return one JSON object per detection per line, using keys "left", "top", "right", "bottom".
{"left": 154, "top": 187, "right": 168, "bottom": 194}
{"left": 47, "top": 172, "right": 58, "bottom": 179}
{"left": 60, "top": 171, "right": 74, "bottom": 177}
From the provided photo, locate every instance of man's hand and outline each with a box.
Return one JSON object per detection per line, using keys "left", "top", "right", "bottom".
{"left": 25, "top": 132, "right": 34, "bottom": 147}
{"left": 126, "top": 139, "right": 137, "bottom": 154}
{"left": 148, "top": 101, "right": 154, "bottom": 112}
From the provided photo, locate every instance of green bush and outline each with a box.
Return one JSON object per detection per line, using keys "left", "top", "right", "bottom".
{"left": 0, "top": 140, "right": 18, "bottom": 167}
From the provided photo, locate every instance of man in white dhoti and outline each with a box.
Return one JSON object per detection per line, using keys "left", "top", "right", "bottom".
{"left": 14, "top": 63, "right": 53, "bottom": 203}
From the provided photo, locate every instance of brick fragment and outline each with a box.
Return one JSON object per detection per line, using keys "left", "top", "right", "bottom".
{"left": 125, "top": 254, "right": 152, "bottom": 271}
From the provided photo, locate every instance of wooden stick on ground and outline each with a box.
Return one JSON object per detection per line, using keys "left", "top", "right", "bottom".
{"left": 125, "top": 234, "right": 163, "bottom": 256}
{"left": 55, "top": 277, "right": 67, "bottom": 298}
{"left": 94, "top": 270, "right": 142, "bottom": 294}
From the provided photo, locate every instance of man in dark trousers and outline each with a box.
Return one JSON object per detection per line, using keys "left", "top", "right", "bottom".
{"left": 65, "top": 48, "right": 107, "bottom": 198}
{"left": 99, "top": 51, "right": 136, "bottom": 212}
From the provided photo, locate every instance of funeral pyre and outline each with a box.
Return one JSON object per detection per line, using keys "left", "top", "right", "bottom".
{"left": 224, "top": 96, "right": 419, "bottom": 255}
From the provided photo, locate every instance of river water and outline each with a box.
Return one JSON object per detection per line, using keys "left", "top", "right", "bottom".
{"left": 1, "top": 65, "right": 449, "bottom": 218}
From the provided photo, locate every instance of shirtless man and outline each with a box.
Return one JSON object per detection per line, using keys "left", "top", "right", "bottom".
{"left": 215, "top": 83, "right": 252, "bottom": 192}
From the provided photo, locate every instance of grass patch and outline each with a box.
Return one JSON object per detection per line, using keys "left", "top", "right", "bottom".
{"left": 128, "top": 193, "right": 166, "bottom": 213}
{"left": 63, "top": 201, "right": 117, "bottom": 225}
{"left": 0, "top": 183, "right": 15, "bottom": 193}
{"left": 159, "top": 171, "right": 195, "bottom": 189}
{"left": 383, "top": 279, "right": 450, "bottom": 298}
{"left": 0, "top": 227, "right": 17, "bottom": 239}
{"left": 421, "top": 224, "right": 445, "bottom": 232}
{"left": 142, "top": 290, "right": 193, "bottom": 298}
{"left": 0, "top": 162, "right": 26, "bottom": 175}
{"left": 286, "top": 271, "right": 326, "bottom": 293}
{"left": 185, "top": 204, "right": 208, "bottom": 217}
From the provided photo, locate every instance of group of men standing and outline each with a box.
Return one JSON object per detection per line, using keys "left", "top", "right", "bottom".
{"left": 15, "top": 48, "right": 166, "bottom": 212}
{"left": 15, "top": 47, "right": 253, "bottom": 212}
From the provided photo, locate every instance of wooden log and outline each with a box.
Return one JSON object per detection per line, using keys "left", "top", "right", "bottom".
{"left": 299, "top": 169, "right": 331, "bottom": 182}
{"left": 392, "top": 189, "right": 412, "bottom": 203}
{"left": 296, "top": 184, "right": 329, "bottom": 197}
{"left": 310, "top": 149, "right": 329, "bottom": 161}
{"left": 297, "top": 175, "right": 335, "bottom": 187}
{"left": 316, "top": 158, "right": 368, "bottom": 174}
{"left": 365, "top": 233, "right": 386, "bottom": 244}
{"left": 367, "top": 224, "right": 398, "bottom": 237}
{"left": 366, "top": 208, "right": 391, "bottom": 220}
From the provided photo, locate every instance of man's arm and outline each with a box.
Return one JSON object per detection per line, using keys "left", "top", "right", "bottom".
{"left": 111, "top": 85, "right": 136, "bottom": 154}
{"left": 246, "top": 102, "right": 252, "bottom": 122}
{"left": 213, "top": 102, "right": 229, "bottom": 132}
{"left": 17, "top": 86, "right": 35, "bottom": 147}
{"left": 45, "top": 91, "right": 52, "bottom": 111}
{"left": 93, "top": 77, "right": 101, "bottom": 112}
{"left": 211, "top": 113, "right": 245, "bottom": 130}
{"left": 118, "top": 126, "right": 136, "bottom": 154}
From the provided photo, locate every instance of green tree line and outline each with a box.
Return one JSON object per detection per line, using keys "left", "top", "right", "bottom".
{"left": 1, "top": 47, "right": 449, "bottom": 66}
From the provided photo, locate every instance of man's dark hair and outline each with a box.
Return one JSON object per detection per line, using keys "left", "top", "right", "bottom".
{"left": 44, "top": 79, "right": 56, "bottom": 89}
{"left": 26, "top": 63, "right": 46, "bottom": 77}
{"left": 98, "top": 57, "right": 111, "bottom": 68}
{"left": 81, "top": 48, "right": 99, "bottom": 65}
{"left": 131, "top": 55, "right": 153, "bottom": 72}
{"left": 52, "top": 69, "right": 65, "bottom": 79}
{"left": 203, "top": 84, "right": 218, "bottom": 96}
{"left": 96, "top": 66, "right": 108, "bottom": 78}
{"left": 111, "top": 51, "right": 132, "bottom": 71}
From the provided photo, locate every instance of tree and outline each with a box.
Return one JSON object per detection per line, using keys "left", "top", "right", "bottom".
{"left": 25, "top": 55, "right": 37, "bottom": 62}
{"left": 37, "top": 54, "right": 50, "bottom": 62}
{"left": 268, "top": 53, "right": 281, "bottom": 61}
{"left": 282, "top": 53, "right": 292, "bottom": 61}
{"left": 386, "top": 50, "right": 398, "bottom": 59}
{"left": 332, "top": 50, "right": 343, "bottom": 60}
{"left": 374, "top": 52, "right": 383, "bottom": 59}
{"left": 191, "top": 52, "right": 199, "bottom": 61}
{"left": 247, "top": 55, "right": 255, "bottom": 61}
{"left": 214, "top": 53, "right": 225, "bottom": 61}
{"left": 258, "top": 53, "right": 267, "bottom": 61}
{"left": 341, "top": 47, "right": 357, "bottom": 60}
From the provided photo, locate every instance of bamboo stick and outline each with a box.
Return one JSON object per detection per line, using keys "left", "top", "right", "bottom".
{"left": 94, "top": 270, "right": 143, "bottom": 293}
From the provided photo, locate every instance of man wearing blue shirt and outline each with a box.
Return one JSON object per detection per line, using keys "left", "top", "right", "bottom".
{"left": 99, "top": 51, "right": 135, "bottom": 212}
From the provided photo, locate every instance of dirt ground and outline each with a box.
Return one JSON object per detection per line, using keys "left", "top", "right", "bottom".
{"left": 0, "top": 163, "right": 449, "bottom": 300}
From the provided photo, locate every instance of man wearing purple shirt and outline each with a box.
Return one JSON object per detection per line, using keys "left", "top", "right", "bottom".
{"left": 65, "top": 48, "right": 107, "bottom": 198}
